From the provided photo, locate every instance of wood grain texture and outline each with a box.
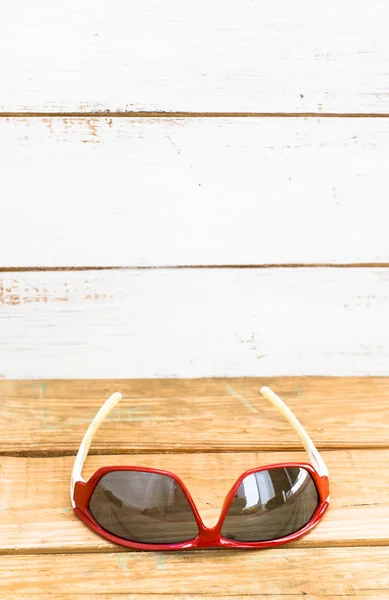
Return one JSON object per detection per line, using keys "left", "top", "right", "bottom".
{"left": 1, "top": 117, "right": 389, "bottom": 267}
{"left": 1, "top": 269, "right": 389, "bottom": 378}
{"left": 1, "top": 549, "right": 388, "bottom": 597}
{"left": 2, "top": 1, "right": 389, "bottom": 113}
{"left": 1, "top": 378, "right": 388, "bottom": 453}
{"left": 0, "top": 378, "right": 388, "bottom": 597}
{"left": 0, "top": 450, "right": 388, "bottom": 552}
{"left": 10, "top": 598, "right": 383, "bottom": 600}
{"left": 7, "top": 596, "right": 387, "bottom": 600}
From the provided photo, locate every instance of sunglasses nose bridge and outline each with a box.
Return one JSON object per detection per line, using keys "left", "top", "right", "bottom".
{"left": 198, "top": 522, "right": 221, "bottom": 545}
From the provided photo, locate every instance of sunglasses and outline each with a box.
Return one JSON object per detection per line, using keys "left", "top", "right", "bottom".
{"left": 71, "top": 387, "right": 329, "bottom": 550}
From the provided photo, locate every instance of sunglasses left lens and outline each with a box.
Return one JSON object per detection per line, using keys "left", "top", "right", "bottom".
{"left": 88, "top": 470, "right": 199, "bottom": 544}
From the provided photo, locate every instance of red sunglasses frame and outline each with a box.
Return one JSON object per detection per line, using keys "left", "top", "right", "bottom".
{"left": 71, "top": 387, "right": 330, "bottom": 550}
{"left": 73, "top": 462, "right": 329, "bottom": 551}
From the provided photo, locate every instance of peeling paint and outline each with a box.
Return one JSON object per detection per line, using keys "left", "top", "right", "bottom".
{"left": 84, "top": 292, "right": 107, "bottom": 300}
{"left": 41, "top": 117, "right": 54, "bottom": 134}
{"left": 0, "top": 278, "right": 109, "bottom": 304}
{"left": 83, "top": 119, "right": 101, "bottom": 143}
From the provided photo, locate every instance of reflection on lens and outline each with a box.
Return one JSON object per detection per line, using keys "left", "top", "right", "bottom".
{"left": 221, "top": 467, "right": 318, "bottom": 542}
{"left": 89, "top": 471, "right": 199, "bottom": 544}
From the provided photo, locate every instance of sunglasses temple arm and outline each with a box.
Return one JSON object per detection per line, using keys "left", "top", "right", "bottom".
{"left": 70, "top": 392, "right": 122, "bottom": 507}
{"left": 70, "top": 387, "right": 327, "bottom": 505}
{"left": 260, "top": 387, "right": 328, "bottom": 477}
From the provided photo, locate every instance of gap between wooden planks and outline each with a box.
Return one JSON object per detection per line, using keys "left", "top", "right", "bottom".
{"left": 1, "top": 378, "right": 389, "bottom": 453}
{"left": 0, "top": 450, "right": 388, "bottom": 553}
{"left": 4, "top": 112, "right": 389, "bottom": 118}
{"left": 2, "top": 264, "right": 389, "bottom": 272}
{"left": 0, "top": 598, "right": 385, "bottom": 600}
{"left": 2, "top": 597, "right": 385, "bottom": 600}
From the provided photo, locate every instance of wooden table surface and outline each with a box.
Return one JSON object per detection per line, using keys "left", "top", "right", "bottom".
{"left": 1, "top": 377, "right": 388, "bottom": 598}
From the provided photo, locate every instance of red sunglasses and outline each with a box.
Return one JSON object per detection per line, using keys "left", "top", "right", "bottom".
{"left": 71, "top": 387, "right": 329, "bottom": 551}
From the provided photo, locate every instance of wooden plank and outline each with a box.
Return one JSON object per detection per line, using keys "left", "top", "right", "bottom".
{"left": 1, "top": 548, "right": 388, "bottom": 597}
{"left": 0, "top": 450, "right": 388, "bottom": 553}
{"left": 1, "top": 269, "right": 389, "bottom": 378}
{"left": 1, "top": 1, "right": 389, "bottom": 113}
{"left": 1, "top": 117, "right": 389, "bottom": 267}
{"left": 5, "top": 598, "right": 383, "bottom": 600}
{"left": 9, "top": 598, "right": 382, "bottom": 600}
{"left": 4, "top": 597, "right": 384, "bottom": 600}
{"left": 1, "top": 378, "right": 388, "bottom": 453}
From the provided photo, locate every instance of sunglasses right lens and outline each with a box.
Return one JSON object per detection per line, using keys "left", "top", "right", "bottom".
{"left": 221, "top": 467, "right": 318, "bottom": 542}
{"left": 89, "top": 470, "right": 199, "bottom": 544}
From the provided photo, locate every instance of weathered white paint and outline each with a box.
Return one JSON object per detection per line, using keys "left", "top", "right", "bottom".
{"left": 1, "top": 117, "right": 389, "bottom": 267}
{"left": 1, "top": 268, "right": 388, "bottom": 378}
{"left": 2, "top": 0, "right": 389, "bottom": 113}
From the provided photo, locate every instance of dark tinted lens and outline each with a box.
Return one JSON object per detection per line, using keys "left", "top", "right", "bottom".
{"left": 89, "top": 471, "right": 199, "bottom": 544}
{"left": 221, "top": 467, "right": 318, "bottom": 542}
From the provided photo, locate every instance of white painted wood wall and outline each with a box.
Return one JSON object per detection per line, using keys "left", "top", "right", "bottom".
{"left": 1, "top": 1, "right": 388, "bottom": 378}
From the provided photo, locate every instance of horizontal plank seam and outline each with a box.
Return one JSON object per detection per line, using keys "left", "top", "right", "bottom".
{"left": 0, "top": 588, "right": 354, "bottom": 600}
{"left": 0, "top": 597, "right": 384, "bottom": 600}
{"left": 2, "top": 540, "right": 389, "bottom": 557}
{"left": 1, "top": 590, "right": 386, "bottom": 600}
{"left": 1, "top": 445, "right": 388, "bottom": 457}
{"left": 1, "top": 376, "right": 386, "bottom": 382}
{"left": 3, "top": 111, "right": 389, "bottom": 119}
{"left": 0, "top": 588, "right": 352, "bottom": 600}
{"left": 0, "top": 588, "right": 360, "bottom": 600}
{"left": 2, "top": 263, "right": 389, "bottom": 273}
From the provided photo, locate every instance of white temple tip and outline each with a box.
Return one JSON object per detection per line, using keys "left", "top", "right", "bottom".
{"left": 260, "top": 386, "right": 272, "bottom": 396}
